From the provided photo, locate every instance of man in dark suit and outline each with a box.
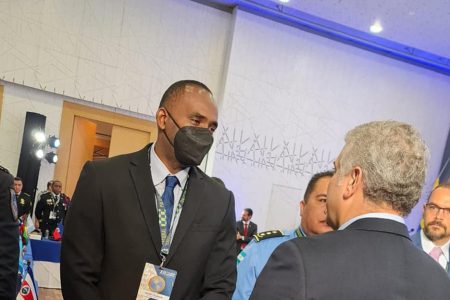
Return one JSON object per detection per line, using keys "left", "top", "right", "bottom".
{"left": 411, "top": 180, "right": 450, "bottom": 275}
{"left": 0, "top": 165, "right": 19, "bottom": 299}
{"left": 13, "top": 177, "right": 31, "bottom": 218}
{"left": 250, "top": 121, "right": 450, "bottom": 300}
{"left": 61, "top": 80, "right": 236, "bottom": 300}
{"left": 236, "top": 208, "right": 257, "bottom": 254}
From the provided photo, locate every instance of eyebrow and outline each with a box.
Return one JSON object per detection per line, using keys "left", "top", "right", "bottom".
{"left": 316, "top": 193, "right": 327, "bottom": 198}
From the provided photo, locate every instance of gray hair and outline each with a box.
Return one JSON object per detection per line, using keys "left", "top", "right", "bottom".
{"left": 338, "top": 121, "right": 429, "bottom": 215}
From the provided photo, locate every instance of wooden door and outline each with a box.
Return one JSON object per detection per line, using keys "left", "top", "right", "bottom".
{"left": 108, "top": 125, "right": 154, "bottom": 158}
{"left": 65, "top": 117, "right": 96, "bottom": 198}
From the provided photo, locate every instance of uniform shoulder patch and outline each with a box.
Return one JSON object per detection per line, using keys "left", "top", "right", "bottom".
{"left": 254, "top": 230, "right": 284, "bottom": 242}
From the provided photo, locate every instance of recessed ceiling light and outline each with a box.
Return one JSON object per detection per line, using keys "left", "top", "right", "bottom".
{"left": 279, "top": 0, "right": 290, "bottom": 3}
{"left": 370, "top": 20, "right": 383, "bottom": 33}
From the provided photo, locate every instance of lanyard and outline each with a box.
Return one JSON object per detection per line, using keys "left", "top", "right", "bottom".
{"left": 155, "top": 179, "right": 189, "bottom": 267}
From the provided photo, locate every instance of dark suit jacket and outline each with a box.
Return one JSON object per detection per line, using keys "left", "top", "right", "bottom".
{"left": 0, "top": 167, "right": 18, "bottom": 300}
{"left": 61, "top": 144, "right": 236, "bottom": 300}
{"left": 411, "top": 229, "right": 450, "bottom": 275}
{"left": 250, "top": 218, "right": 450, "bottom": 300}
{"left": 236, "top": 221, "right": 257, "bottom": 251}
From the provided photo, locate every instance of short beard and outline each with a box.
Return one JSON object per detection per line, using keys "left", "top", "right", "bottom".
{"left": 424, "top": 221, "right": 448, "bottom": 241}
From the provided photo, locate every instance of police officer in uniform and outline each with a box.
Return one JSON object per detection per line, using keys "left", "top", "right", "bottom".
{"left": 13, "top": 177, "right": 32, "bottom": 218}
{"left": 35, "top": 180, "right": 68, "bottom": 237}
{"left": 233, "top": 171, "right": 334, "bottom": 300}
{"left": 0, "top": 165, "right": 19, "bottom": 299}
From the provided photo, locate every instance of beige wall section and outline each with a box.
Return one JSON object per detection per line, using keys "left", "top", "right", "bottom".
{"left": 0, "top": 85, "right": 3, "bottom": 123}
{"left": 55, "top": 101, "right": 157, "bottom": 197}
{"left": 65, "top": 117, "right": 97, "bottom": 197}
{"left": 109, "top": 125, "right": 153, "bottom": 158}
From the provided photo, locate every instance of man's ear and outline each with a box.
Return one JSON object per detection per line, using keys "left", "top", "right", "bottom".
{"left": 343, "top": 167, "right": 362, "bottom": 199}
{"left": 156, "top": 107, "right": 168, "bottom": 130}
{"left": 300, "top": 200, "right": 305, "bottom": 218}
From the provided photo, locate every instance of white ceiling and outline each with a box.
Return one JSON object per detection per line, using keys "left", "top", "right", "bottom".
{"left": 277, "top": 0, "right": 450, "bottom": 58}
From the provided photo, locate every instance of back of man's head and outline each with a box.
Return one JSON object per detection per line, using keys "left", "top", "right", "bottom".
{"left": 338, "top": 121, "right": 428, "bottom": 216}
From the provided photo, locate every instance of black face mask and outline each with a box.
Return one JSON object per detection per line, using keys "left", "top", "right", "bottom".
{"left": 162, "top": 108, "right": 214, "bottom": 167}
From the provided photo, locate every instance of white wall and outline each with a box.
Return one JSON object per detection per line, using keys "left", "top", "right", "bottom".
{"left": 212, "top": 10, "right": 450, "bottom": 231}
{"left": 0, "top": 81, "right": 63, "bottom": 192}
{"left": 0, "top": 0, "right": 231, "bottom": 114}
{"left": 0, "top": 2, "right": 449, "bottom": 232}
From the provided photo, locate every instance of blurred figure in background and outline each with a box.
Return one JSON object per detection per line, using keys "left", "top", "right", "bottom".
{"left": 412, "top": 180, "right": 450, "bottom": 274}
{"left": 233, "top": 171, "right": 333, "bottom": 300}
{"left": 0, "top": 165, "right": 19, "bottom": 299}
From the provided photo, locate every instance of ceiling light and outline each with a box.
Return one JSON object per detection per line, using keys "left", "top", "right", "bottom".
{"left": 48, "top": 135, "right": 61, "bottom": 148}
{"left": 45, "top": 152, "right": 58, "bottom": 164}
{"left": 279, "top": 0, "right": 290, "bottom": 3}
{"left": 34, "top": 131, "right": 46, "bottom": 143}
{"left": 370, "top": 20, "right": 383, "bottom": 33}
{"left": 35, "top": 149, "right": 44, "bottom": 159}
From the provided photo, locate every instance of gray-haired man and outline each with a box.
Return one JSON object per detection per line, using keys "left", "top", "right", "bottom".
{"left": 250, "top": 121, "right": 450, "bottom": 300}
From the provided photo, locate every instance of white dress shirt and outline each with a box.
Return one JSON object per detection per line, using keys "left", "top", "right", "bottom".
{"left": 150, "top": 143, "right": 190, "bottom": 244}
{"left": 420, "top": 229, "right": 450, "bottom": 270}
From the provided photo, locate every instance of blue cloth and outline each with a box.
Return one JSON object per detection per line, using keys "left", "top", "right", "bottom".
{"left": 162, "top": 176, "right": 178, "bottom": 233}
{"left": 411, "top": 230, "right": 450, "bottom": 276}
{"left": 232, "top": 229, "right": 298, "bottom": 300}
{"left": 30, "top": 239, "right": 61, "bottom": 263}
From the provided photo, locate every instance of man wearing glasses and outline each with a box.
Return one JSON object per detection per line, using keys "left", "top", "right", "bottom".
{"left": 412, "top": 180, "right": 450, "bottom": 274}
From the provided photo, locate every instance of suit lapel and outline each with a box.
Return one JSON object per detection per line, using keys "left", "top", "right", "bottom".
{"left": 129, "top": 145, "right": 162, "bottom": 255}
{"left": 165, "top": 167, "right": 204, "bottom": 264}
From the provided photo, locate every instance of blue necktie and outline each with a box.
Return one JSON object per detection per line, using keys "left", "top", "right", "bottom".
{"left": 162, "top": 176, "right": 179, "bottom": 233}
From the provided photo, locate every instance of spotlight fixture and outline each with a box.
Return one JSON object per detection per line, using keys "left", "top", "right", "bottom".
{"left": 35, "top": 149, "right": 44, "bottom": 159}
{"left": 48, "top": 135, "right": 61, "bottom": 148}
{"left": 369, "top": 20, "right": 383, "bottom": 33}
{"left": 34, "top": 131, "right": 46, "bottom": 143}
{"left": 45, "top": 152, "right": 58, "bottom": 164}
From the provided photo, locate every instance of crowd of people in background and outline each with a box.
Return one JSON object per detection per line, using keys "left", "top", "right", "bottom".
{"left": 0, "top": 173, "right": 71, "bottom": 299}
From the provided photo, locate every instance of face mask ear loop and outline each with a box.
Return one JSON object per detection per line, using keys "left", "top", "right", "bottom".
{"left": 163, "top": 107, "right": 181, "bottom": 130}
{"left": 160, "top": 107, "right": 179, "bottom": 148}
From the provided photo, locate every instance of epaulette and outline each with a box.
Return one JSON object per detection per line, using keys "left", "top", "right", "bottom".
{"left": 254, "top": 230, "right": 284, "bottom": 242}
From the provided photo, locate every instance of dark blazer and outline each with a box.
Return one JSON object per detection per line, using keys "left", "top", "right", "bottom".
{"left": 0, "top": 167, "right": 18, "bottom": 300}
{"left": 250, "top": 218, "right": 450, "bottom": 300}
{"left": 236, "top": 221, "right": 257, "bottom": 251}
{"left": 411, "top": 229, "right": 450, "bottom": 275}
{"left": 61, "top": 144, "right": 236, "bottom": 300}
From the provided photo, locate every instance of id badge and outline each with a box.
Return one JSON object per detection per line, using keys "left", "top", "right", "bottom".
{"left": 49, "top": 211, "right": 57, "bottom": 220}
{"left": 136, "top": 263, "right": 177, "bottom": 300}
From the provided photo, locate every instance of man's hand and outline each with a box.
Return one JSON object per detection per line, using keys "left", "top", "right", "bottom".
{"left": 236, "top": 231, "right": 242, "bottom": 240}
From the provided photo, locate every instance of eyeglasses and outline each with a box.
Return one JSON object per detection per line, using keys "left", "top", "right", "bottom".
{"left": 425, "top": 203, "right": 450, "bottom": 217}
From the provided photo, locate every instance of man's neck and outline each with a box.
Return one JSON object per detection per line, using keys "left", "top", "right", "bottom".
{"left": 339, "top": 200, "right": 401, "bottom": 227}
{"left": 154, "top": 142, "right": 183, "bottom": 174}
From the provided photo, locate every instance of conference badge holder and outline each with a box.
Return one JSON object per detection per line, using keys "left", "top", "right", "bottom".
{"left": 136, "top": 262, "right": 177, "bottom": 300}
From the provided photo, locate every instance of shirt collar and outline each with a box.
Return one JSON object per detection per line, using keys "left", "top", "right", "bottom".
{"left": 339, "top": 213, "right": 405, "bottom": 230}
{"left": 420, "top": 230, "right": 450, "bottom": 262}
{"left": 150, "top": 143, "right": 190, "bottom": 188}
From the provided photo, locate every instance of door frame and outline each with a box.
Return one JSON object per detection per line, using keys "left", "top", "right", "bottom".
{"left": 54, "top": 101, "right": 157, "bottom": 190}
